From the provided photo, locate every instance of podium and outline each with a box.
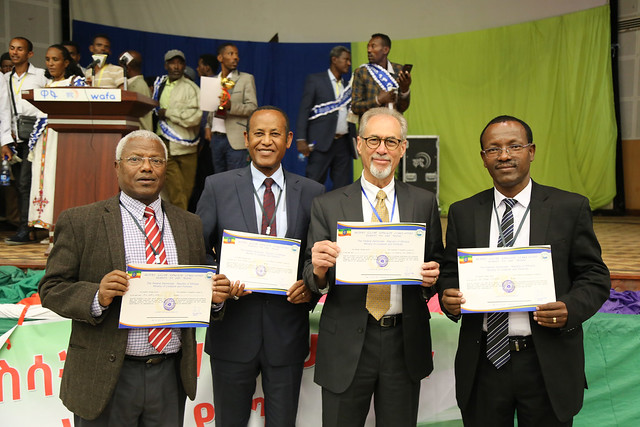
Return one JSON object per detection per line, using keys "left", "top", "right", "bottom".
{"left": 24, "top": 88, "right": 157, "bottom": 223}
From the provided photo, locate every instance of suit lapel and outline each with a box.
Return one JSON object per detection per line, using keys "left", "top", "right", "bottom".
{"left": 284, "top": 170, "right": 300, "bottom": 238}
{"left": 164, "top": 203, "right": 189, "bottom": 264}
{"left": 341, "top": 180, "right": 364, "bottom": 221}
{"left": 237, "top": 167, "right": 259, "bottom": 234}
{"left": 528, "top": 181, "right": 550, "bottom": 245}
{"left": 395, "top": 180, "right": 413, "bottom": 222}
{"left": 475, "top": 190, "right": 493, "bottom": 246}
{"left": 103, "top": 195, "right": 126, "bottom": 270}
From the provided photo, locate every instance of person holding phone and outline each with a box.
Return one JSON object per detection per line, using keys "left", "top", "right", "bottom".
{"left": 351, "top": 33, "right": 412, "bottom": 118}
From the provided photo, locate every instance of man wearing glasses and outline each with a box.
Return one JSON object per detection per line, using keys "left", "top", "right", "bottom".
{"left": 438, "top": 115, "right": 609, "bottom": 426}
{"left": 303, "top": 107, "right": 443, "bottom": 426}
{"left": 39, "top": 130, "right": 231, "bottom": 426}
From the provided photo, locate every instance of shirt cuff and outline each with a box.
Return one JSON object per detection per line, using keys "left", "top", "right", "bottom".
{"left": 211, "top": 302, "right": 224, "bottom": 312}
{"left": 91, "top": 291, "right": 108, "bottom": 317}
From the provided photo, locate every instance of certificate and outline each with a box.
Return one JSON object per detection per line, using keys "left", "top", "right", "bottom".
{"left": 119, "top": 264, "right": 216, "bottom": 329}
{"left": 199, "top": 76, "right": 222, "bottom": 112}
{"left": 457, "top": 246, "right": 556, "bottom": 313}
{"left": 219, "top": 230, "right": 301, "bottom": 295}
{"left": 335, "top": 222, "right": 426, "bottom": 285}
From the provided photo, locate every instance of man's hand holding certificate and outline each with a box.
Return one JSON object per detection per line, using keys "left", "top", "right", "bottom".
{"left": 457, "top": 246, "right": 556, "bottom": 313}
{"left": 119, "top": 265, "right": 224, "bottom": 328}
{"left": 335, "top": 222, "right": 427, "bottom": 285}
{"left": 219, "top": 230, "right": 301, "bottom": 295}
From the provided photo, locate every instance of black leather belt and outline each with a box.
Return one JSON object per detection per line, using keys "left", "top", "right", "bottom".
{"left": 125, "top": 352, "right": 178, "bottom": 365}
{"left": 334, "top": 133, "right": 347, "bottom": 139}
{"left": 368, "top": 313, "right": 402, "bottom": 328}
{"left": 508, "top": 335, "right": 534, "bottom": 352}
{"left": 212, "top": 131, "right": 226, "bottom": 136}
{"left": 483, "top": 333, "right": 534, "bottom": 352}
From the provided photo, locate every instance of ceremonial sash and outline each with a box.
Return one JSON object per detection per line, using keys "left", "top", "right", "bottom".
{"left": 363, "top": 63, "right": 398, "bottom": 92}
{"left": 152, "top": 75, "right": 167, "bottom": 113}
{"left": 152, "top": 75, "right": 198, "bottom": 146}
{"left": 158, "top": 120, "right": 199, "bottom": 146}
{"left": 309, "top": 83, "right": 352, "bottom": 121}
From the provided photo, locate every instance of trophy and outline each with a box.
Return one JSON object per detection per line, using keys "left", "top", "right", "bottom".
{"left": 215, "top": 77, "right": 236, "bottom": 118}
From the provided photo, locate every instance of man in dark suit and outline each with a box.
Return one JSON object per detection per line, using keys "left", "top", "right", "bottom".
{"left": 38, "top": 130, "right": 231, "bottom": 426}
{"left": 303, "top": 107, "right": 443, "bottom": 426}
{"left": 351, "top": 33, "right": 411, "bottom": 118}
{"left": 296, "top": 45, "right": 357, "bottom": 190}
{"left": 196, "top": 106, "right": 325, "bottom": 427}
{"left": 439, "top": 115, "right": 610, "bottom": 426}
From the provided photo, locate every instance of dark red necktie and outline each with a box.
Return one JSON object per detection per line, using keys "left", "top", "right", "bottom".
{"left": 144, "top": 206, "right": 171, "bottom": 353}
{"left": 261, "top": 178, "right": 276, "bottom": 236}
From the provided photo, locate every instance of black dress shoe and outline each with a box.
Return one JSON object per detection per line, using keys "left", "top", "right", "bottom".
{"left": 4, "top": 229, "right": 37, "bottom": 245}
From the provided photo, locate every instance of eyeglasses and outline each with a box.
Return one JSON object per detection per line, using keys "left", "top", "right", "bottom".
{"left": 361, "top": 136, "right": 403, "bottom": 150}
{"left": 481, "top": 143, "right": 532, "bottom": 158}
{"left": 120, "top": 156, "right": 166, "bottom": 167}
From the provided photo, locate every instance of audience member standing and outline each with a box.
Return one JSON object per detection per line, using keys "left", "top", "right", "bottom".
{"left": 123, "top": 50, "right": 153, "bottom": 131}
{"left": 152, "top": 49, "right": 202, "bottom": 210}
{"left": 4, "top": 36, "right": 47, "bottom": 245}
{"left": 84, "top": 34, "right": 124, "bottom": 88}
{"left": 296, "top": 45, "right": 357, "bottom": 190}
{"left": 351, "top": 33, "right": 412, "bottom": 118}
{"left": 205, "top": 43, "right": 257, "bottom": 173}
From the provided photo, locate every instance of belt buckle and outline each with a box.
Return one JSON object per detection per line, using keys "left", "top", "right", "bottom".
{"left": 380, "top": 315, "right": 396, "bottom": 328}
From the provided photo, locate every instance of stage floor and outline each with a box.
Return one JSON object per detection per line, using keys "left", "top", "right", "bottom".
{"left": 1, "top": 215, "right": 639, "bottom": 286}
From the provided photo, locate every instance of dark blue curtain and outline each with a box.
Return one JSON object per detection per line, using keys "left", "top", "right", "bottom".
{"left": 73, "top": 20, "right": 349, "bottom": 175}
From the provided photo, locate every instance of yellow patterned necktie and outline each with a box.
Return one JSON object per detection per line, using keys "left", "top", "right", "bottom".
{"left": 366, "top": 190, "right": 391, "bottom": 320}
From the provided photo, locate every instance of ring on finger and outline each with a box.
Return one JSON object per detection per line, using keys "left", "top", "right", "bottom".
{"left": 552, "top": 317, "right": 557, "bottom": 324}
{"left": 233, "top": 295, "right": 239, "bottom": 300}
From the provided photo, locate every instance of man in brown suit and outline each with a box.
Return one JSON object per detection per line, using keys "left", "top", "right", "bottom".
{"left": 39, "top": 130, "right": 231, "bottom": 426}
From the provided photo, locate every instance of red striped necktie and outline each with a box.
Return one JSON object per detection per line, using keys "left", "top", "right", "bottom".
{"left": 144, "top": 206, "right": 172, "bottom": 353}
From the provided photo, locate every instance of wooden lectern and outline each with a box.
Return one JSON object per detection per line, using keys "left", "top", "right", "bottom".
{"left": 24, "top": 88, "right": 157, "bottom": 223}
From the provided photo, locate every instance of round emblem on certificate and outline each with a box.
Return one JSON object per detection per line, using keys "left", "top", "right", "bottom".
{"left": 502, "top": 280, "right": 515, "bottom": 293}
{"left": 376, "top": 255, "right": 389, "bottom": 268}
{"left": 416, "top": 229, "right": 424, "bottom": 237}
{"left": 206, "top": 272, "right": 213, "bottom": 279}
{"left": 164, "top": 298, "right": 176, "bottom": 311}
{"left": 256, "top": 265, "right": 267, "bottom": 277}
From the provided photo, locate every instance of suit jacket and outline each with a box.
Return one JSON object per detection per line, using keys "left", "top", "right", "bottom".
{"left": 296, "top": 71, "right": 357, "bottom": 155}
{"left": 38, "top": 195, "right": 206, "bottom": 420}
{"left": 196, "top": 166, "right": 325, "bottom": 365}
{"left": 351, "top": 61, "right": 409, "bottom": 116}
{"left": 302, "top": 179, "right": 444, "bottom": 393}
{"left": 438, "top": 181, "right": 610, "bottom": 422}
{"left": 225, "top": 71, "right": 258, "bottom": 150}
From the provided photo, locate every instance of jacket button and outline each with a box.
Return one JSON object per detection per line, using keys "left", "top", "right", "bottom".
{"left": 109, "top": 354, "right": 116, "bottom": 362}
{"left": 357, "top": 328, "right": 363, "bottom": 333}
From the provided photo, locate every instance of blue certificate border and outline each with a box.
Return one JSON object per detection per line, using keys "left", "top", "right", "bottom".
{"left": 120, "top": 264, "right": 217, "bottom": 328}
{"left": 457, "top": 246, "right": 552, "bottom": 313}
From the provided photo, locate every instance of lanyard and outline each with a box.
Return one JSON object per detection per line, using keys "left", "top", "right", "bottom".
{"left": 253, "top": 178, "right": 284, "bottom": 235}
{"left": 361, "top": 186, "right": 397, "bottom": 222}
{"left": 120, "top": 201, "right": 166, "bottom": 263}
{"left": 492, "top": 199, "right": 530, "bottom": 247}
{"left": 95, "top": 66, "right": 106, "bottom": 87}
{"left": 11, "top": 72, "right": 26, "bottom": 96}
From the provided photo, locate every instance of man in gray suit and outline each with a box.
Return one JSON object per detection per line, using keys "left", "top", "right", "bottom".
{"left": 197, "top": 106, "right": 324, "bottom": 426}
{"left": 304, "top": 107, "right": 443, "bottom": 426}
{"left": 205, "top": 43, "right": 258, "bottom": 173}
{"left": 39, "top": 130, "right": 231, "bottom": 426}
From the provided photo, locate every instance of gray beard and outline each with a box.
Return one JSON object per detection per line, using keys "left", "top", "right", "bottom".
{"left": 369, "top": 163, "right": 392, "bottom": 180}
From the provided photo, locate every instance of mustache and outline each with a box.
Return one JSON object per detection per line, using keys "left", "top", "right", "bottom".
{"left": 371, "top": 154, "right": 391, "bottom": 161}
{"left": 496, "top": 161, "right": 517, "bottom": 169}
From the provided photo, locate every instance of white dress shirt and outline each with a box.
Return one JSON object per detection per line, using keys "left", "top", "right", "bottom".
{"left": 360, "top": 174, "right": 402, "bottom": 315}
{"left": 483, "top": 179, "right": 533, "bottom": 336}
{"left": 251, "top": 162, "right": 288, "bottom": 237}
